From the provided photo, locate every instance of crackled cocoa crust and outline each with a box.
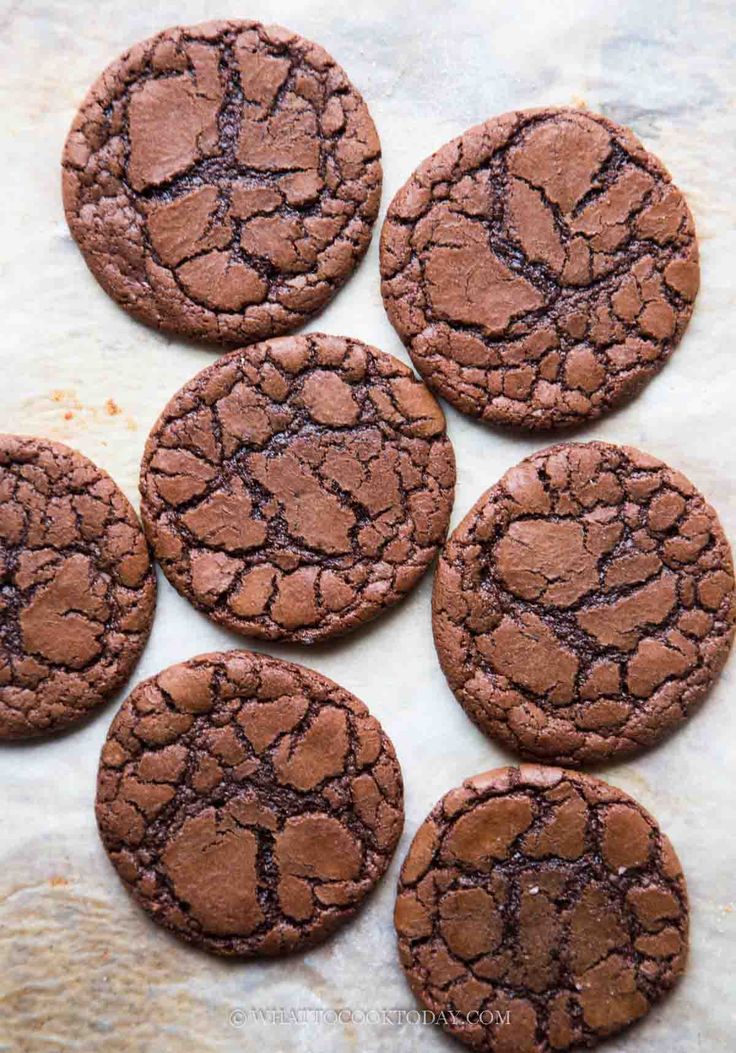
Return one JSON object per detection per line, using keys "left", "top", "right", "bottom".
{"left": 380, "top": 108, "right": 699, "bottom": 429}
{"left": 62, "top": 20, "right": 381, "bottom": 345}
{"left": 0, "top": 435, "right": 156, "bottom": 739}
{"left": 433, "top": 442, "right": 735, "bottom": 765}
{"left": 96, "top": 650, "right": 404, "bottom": 956}
{"left": 140, "top": 334, "right": 456, "bottom": 643}
{"left": 395, "top": 765, "right": 689, "bottom": 1052}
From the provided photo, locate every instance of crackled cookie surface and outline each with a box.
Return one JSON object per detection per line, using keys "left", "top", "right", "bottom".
{"left": 96, "top": 651, "right": 403, "bottom": 955}
{"left": 396, "top": 765, "right": 688, "bottom": 1052}
{"left": 381, "top": 108, "right": 699, "bottom": 429}
{"left": 140, "top": 334, "right": 455, "bottom": 643}
{"left": 433, "top": 442, "right": 734, "bottom": 764}
{"left": 62, "top": 20, "right": 381, "bottom": 345}
{"left": 0, "top": 435, "right": 156, "bottom": 739}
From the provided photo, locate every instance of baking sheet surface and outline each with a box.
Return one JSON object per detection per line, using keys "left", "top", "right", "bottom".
{"left": 0, "top": 1, "right": 734, "bottom": 1050}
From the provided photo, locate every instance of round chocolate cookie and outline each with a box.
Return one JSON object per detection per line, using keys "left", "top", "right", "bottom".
{"left": 0, "top": 435, "right": 156, "bottom": 739}
{"left": 380, "top": 107, "right": 699, "bottom": 429}
{"left": 62, "top": 20, "right": 381, "bottom": 345}
{"left": 140, "top": 333, "right": 455, "bottom": 643}
{"left": 96, "top": 650, "right": 404, "bottom": 955}
{"left": 433, "top": 441, "right": 735, "bottom": 765}
{"left": 395, "top": 765, "right": 688, "bottom": 1053}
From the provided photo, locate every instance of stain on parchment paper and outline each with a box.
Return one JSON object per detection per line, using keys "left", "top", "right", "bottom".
{"left": 20, "top": 390, "right": 138, "bottom": 438}
{"left": 0, "top": 882, "right": 221, "bottom": 1052}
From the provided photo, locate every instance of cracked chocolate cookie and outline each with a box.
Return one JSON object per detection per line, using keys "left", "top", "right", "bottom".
{"left": 395, "top": 765, "right": 689, "bottom": 1052}
{"left": 433, "top": 441, "right": 735, "bottom": 765}
{"left": 140, "top": 333, "right": 455, "bottom": 643}
{"left": 0, "top": 435, "right": 156, "bottom": 739}
{"left": 62, "top": 20, "right": 381, "bottom": 345}
{"left": 380, "top": 108, "right": 699, "bottom": 429}
{"left": 96, "top": 650, "right": 404, "bottom": 955}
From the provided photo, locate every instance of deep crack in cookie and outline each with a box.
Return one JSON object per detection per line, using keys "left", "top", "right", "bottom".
{"left": 433, "top": 442, "right": 734, "bottom": 764}
{"left": 395, "top": 765, "right": 689, "bottom": 1052}
{"left": 0, "top": 435, "right": 156, "bottom": 738}
{"left": 140, "top": 334, "right": 456, "bottom": 643}
{"left": 62, "top": 20, "right": 381, "bottom": 345}
{"left": 381, "top": 108, "right": 699, "bottom": 429}
{"left": 96, "top": 650, "right": 404, "bottom": 956}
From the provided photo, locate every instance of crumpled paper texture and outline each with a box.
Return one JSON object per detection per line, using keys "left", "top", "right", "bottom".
{"left": 0, "top": 1, "right": 734, "bottom": 1050}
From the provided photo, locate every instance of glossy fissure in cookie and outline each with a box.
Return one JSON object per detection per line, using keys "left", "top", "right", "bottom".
{"left": 433, "top": 441, "right": 735, "bottom": 765}
{"left": 62, "top": 20, "right": 381, "bottom": 345}
{"left": 395, "top": 765, "right": 689, "bottom": 1052}
{"left": 380, "top": 108, "right": 699, "bottom": 429}
{"left": 96, "top": 650, "right": 404, "bottom": 956}
{"left": 140, "top": 334, "right": 455, "bottom": 643}
{"left": 0, "top": 435, "right": 156, "bottom": 739}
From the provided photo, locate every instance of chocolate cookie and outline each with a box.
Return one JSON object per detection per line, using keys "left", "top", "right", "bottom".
{"left": 380, "top": 108, "right": 699, "bottom": 429}
{"left": 433, "top": 441, "right": 735, "bottom": 765}
{"left": 62, "top": 20, "right": 381, "bottom": 345}
{"left": 395, "top": 765, "right": 688, "bottom": 1052}
{"left": 96, "top": 650, "right": 404, "bottom": 955}
{"left": 0, "top": 435, "right": 156, "bottom": 739}
{"left": 140, "top": 333, "right": 455, "bottom": 643}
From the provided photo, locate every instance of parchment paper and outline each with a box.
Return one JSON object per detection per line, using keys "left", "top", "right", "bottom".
{"left": 1, "top": 1, "right": 734, "bottom": 1050}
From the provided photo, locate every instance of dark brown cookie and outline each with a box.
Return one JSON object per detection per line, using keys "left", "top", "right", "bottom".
{"left": 396, "top": 765, "right": 689, "bottom": 1053}
{"left": 433, "top": 441, "right": 735, "bottom": 765}
{"left": 96, "top": 650, "right": 404, "bottom": 956}
{"left": 140, "top": 333, "right": 455, "bottom": 643}
{"left": 0, "top": 435, "right": 156, "bottom": 739}
{"left": 381, "top": 107, "right": 699, "bottom": 429}
{"left": 62, "top": 20, "right": 381, "bottom": 345}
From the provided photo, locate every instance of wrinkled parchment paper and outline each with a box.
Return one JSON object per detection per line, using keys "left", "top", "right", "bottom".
{"left": 1, "top": 1, "right": 734, "bottom": 1050}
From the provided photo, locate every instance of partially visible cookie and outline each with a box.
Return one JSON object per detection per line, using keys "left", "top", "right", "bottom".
{"left": 96, "top": 650, "right": 404, "bottom": 956}
{"left": 140, "top": 333, "right": 455, "bottom": 643}
{"left": 433, "top": 441, "right": 735, "bottom": 765}
{"left": 396, "top": 765, "right": 689, "bottom": 1052}
{"left": 62, "top": 20, "right": 381, "bottom": 345}
{"left": 381, "top": 107, "right": 699, "bottom": 429}
{"left": 0, "top": 435, "right": 156, "bottom": 739}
